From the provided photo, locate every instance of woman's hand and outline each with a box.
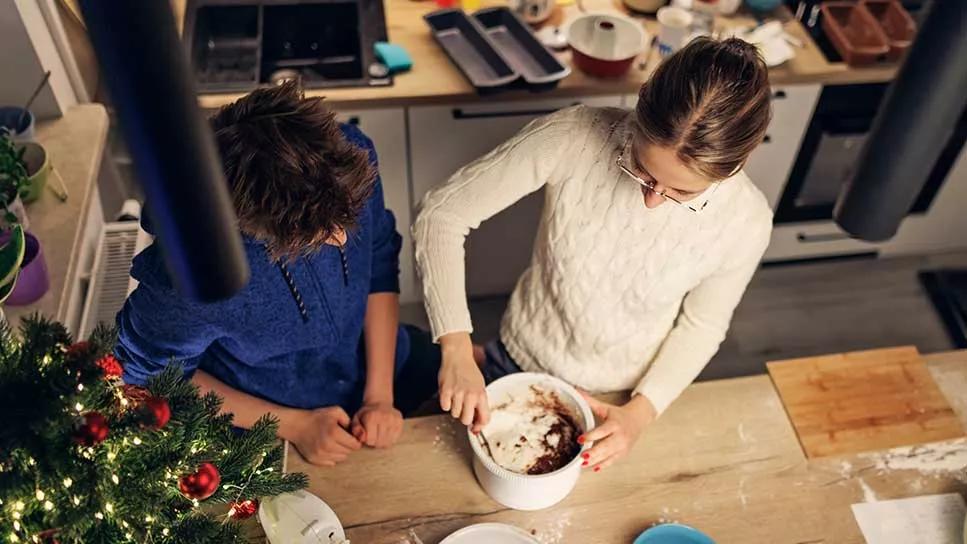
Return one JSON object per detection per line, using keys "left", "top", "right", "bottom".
{"left": 280, "top": 406, "right": 362, "bottom": 467}
{"left": 438, "top": 332, "right": 490, "bottom": 432}
{"left": 578, "top": 393, "right": 657, "bottom": 472}
{"left": 351, "top": 400, "right": 403, "bottom": 449}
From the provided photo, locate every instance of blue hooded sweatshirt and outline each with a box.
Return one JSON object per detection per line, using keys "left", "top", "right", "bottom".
{"left": 115, "top": 124, "right": 411, "bottom": 412}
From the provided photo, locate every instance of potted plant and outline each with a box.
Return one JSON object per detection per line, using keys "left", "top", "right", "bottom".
{"left": 0, "top": 132, "right": 48, "bottom": 307}
{"left": 0, "top": 224, "right": 25, "bottom": 300}
{"left": 0, "top": 131, "right": 31, "bottom": 229}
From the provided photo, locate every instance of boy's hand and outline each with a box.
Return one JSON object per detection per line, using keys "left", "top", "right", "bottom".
{"left": 438, "top": 333, "right": 489, "bottom": 433}
{"left": 282, "top": 406, "right": 361, "bottom": 467}
{"left": 351, "top": 401, "right": 403, "bottom": 449}
{"left": 578, "top": 393, "right": 657, "bottom": 473}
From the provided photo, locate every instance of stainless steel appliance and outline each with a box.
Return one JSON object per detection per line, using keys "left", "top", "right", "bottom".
{"left": 183, "top": 0, "right": 391, "bottom": 93}
{"left": 774, "top": 82, "right": 965, "bottom": 225}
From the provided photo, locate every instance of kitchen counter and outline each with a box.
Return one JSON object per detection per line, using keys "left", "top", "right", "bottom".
{"left": 3, "top": 104, "right": 109, "bottom": 331}
{"left": 284, "top": 349, "right": 967, "bottom": 543}
{"left": 167, "top": 0, "right": 900, "bottom": 110}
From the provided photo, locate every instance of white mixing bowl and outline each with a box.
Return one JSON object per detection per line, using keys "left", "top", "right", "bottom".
{"left": 468, "top": 372, "right": 595, "bottom": 510}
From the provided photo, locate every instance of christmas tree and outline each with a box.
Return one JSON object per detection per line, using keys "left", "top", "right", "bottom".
{"left": 0, "top": 316, "right": 307, "bottom": 543}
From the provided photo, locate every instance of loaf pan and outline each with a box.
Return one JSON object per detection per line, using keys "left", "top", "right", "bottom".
{"left": 473, "top": 7, "right": 570, "bottom": 91}
{"left": 860, "top": 0, "right": 916, "bottom": 61}
{"left": 820, "top": 2, "right": 889, "bottom": 66}
{"left": 425, "top": 9, "right": 519, "bottom": 93}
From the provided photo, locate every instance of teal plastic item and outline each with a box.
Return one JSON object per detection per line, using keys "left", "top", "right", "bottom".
{"left": 374, "top": 42, "right": 413, "bottom": 73}
{"left": 745, "top": 0, "right": 782, "bottom": 12}
{"left": 633, "top": 524, "right": 715, "bottom": 544}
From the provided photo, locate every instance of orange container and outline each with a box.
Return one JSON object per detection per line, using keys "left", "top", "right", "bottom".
{"left": 820, "top": 1, "right": 889, "bottom": 66}
{"left": 860, "top": 0, "right": 916, "bottom": 61}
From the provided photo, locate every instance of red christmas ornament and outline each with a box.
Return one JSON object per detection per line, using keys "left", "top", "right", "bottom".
{"left": 178, "top": 462, "right": 221, "bottom": 500}
{"left": 228, "top": 498, "right": 259, "bottom": 520}
{"left": 95, "top": 354, "right": 123, "bottom": 378}
{"left": 64, "top": 341, "right": 91, "bottom": 362}
{"left": 73, "top": 412, "right": 109, "bottom": 447}
{"left": 141, "top": 396, "right": 171, "bottom": 429}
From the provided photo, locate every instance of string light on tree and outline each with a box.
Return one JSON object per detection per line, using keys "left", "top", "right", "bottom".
{"left": 1, "top": 318, "right": 306, "bottom": 543}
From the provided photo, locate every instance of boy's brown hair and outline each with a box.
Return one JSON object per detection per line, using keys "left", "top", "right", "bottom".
{"left": 635, "top": 37, "right": 772, "bottom": 180}
{"left": 210, "top": 81, "right": 375, "bottom": 259}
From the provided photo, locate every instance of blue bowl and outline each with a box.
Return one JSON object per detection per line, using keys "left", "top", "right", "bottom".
{"left": 634, "top": 523, "right": 715, "bottom": 544}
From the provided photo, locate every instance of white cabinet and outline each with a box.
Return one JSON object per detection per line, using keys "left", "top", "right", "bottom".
{"left": 742, "top": 84, "right": 822, "bottom": 211}
{"left": 408, "top": 95, "right": 623, "bottom": 297}
{"left": 334, "top": 108, "right": 419, "bottom": 303}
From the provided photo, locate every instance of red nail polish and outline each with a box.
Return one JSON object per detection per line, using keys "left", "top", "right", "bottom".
{"left": 577, "top": 435, "right": 585, "bottom": 444}
{"left": 593, "top": 466, "right": 601, "bottom": 472}
{"left": 581, "top": 452, "right": 589, "bottom": 459}
{"left": 582, "top": 460, "right": 588, "bottom": 466}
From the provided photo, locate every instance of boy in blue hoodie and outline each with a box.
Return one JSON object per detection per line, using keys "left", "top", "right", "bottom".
{"left": 115, "top": 82, "right": 439, "bottom": 466}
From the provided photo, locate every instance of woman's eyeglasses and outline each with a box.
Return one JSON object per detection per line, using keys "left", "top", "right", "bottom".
{"left": 616, "top": 140, "right": 718, "bottom": 213}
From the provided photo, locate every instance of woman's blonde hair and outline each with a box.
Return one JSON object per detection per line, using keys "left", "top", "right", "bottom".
{"left": 635, "top": 37, "right": 771, "bottom": 180}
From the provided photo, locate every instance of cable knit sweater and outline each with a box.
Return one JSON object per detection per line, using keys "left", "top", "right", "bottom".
{"left": 413, "top": 105, "right": 772, "bottom": 414}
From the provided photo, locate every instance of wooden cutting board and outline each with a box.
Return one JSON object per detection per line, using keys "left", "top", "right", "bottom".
{"left": 766, "top": 346, "right": 965, "bottom": 458}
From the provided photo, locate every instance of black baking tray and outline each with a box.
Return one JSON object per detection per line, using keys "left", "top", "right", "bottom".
{"left": 473, "top": 7, "right": 570, "bottom": 91}
{"left": 424, "top": 9, "right": 519, "bottom": 93}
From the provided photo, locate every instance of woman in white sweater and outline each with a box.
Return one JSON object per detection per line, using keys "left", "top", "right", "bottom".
{"left": 413, "top": 38, "right": 774, "bottom": 471}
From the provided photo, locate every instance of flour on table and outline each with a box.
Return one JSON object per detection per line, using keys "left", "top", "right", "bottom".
{"left": 532, "top": 512, "right": 572, "bottom": 544}
{"left": 861, "top": 439, "right": 967, "bottom": 481}
{"left": 431, "top": 421, "right": 459, "bottom": 456}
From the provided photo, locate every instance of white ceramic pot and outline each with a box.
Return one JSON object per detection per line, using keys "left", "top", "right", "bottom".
{"left": 467, "top": 373, "right": 595, "bottom": 511}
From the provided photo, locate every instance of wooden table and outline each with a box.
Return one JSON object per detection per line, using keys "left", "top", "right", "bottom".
{"left": 4, "top": 104, "right": 109, "bottom": 330}
{"left": 160, "top": 0, "right": 900, "bottom": 109}
{"left": 286, "top": 350, "right": 967, "bottom": 543}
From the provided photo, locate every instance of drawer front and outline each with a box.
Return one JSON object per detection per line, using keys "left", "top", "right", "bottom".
{"left": 335, "top": 108, "right": 418, "bottom": 303}
{"left": 409, "top": 95, "right": 623, "bottom": 296}
{"left": 744, "top": 84, "right": 822, "bottom": 210}
{"left": 765, "top": 222, "right": 883, "bottom": 262}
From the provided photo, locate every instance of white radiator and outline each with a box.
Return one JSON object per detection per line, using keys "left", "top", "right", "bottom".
{"left": 77, "top": 222, "right": 142, "bottom": 339}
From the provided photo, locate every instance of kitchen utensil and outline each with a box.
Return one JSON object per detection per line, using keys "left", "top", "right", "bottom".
{"left": 566, "top": 13, "right": 647, "bottom": 78}
{"left": 820, "top": 1, "right": 889, "bottom": 66}
{"left": 509, "top": 0, "right": 555, "bottom": 25}
{"left": 473, "top": 7, "right": 570, "bottom": 90}
{"left": 16, "top": 71, "right": 50, "bottom": 134}
{"left": 440, "top": 523, "right": 539, "bottom": 543}
{"left": 258, "top": 490, "right": 348, "bottom": 544}
{"left": 656, "top": 6, "right": 694, "bottom": 57}
{"left": 425, "top": 9, "right": 519, "bottom": 93}
{"left": 467, "top": 372, "right": 595, "bottom": 510}
{"left": 634, "top": 523, "right": 716, "bottom": 544}
{"left": 767, "top": 346, "right": 965, "bottom": 458}
{"left": 622, "top": 0, "right": 668, "bottom": 15}
{"left": 860, "top": 0, "right": 916, "bottom": 61}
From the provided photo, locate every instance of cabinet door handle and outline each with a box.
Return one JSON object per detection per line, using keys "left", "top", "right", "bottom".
{"left": 451, "top": 103, "right": 581, "bottom": 120}
{"left": 797, "top": 231, "right": 851, "bottom": 243}
{"left": 773, "top": 90, "right": 787, "bottom": 99}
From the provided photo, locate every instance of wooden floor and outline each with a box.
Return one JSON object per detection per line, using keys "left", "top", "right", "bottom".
{"left": 401, "top": 250, "right": 967, "bottom": 381}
